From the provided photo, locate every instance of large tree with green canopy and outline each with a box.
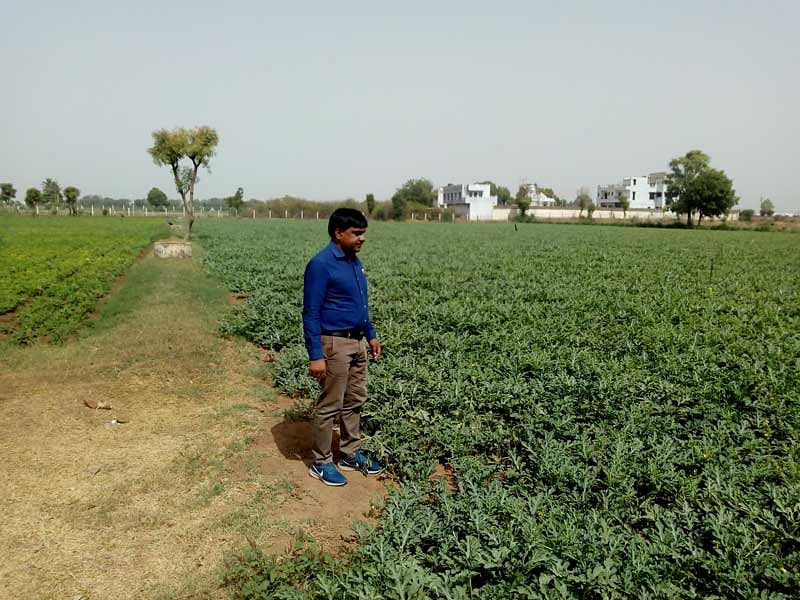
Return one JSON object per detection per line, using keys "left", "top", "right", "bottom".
{"left": 391, "top": 178, "right": 436, "bottom": 219}
{"left": 0, "top": 183, "right": 16, "bottom": 205}
{"left": 148, "top": 126, "right": 219, "bottom": 238}
{"left": 665, "top": 150, "right": 737, "bottom": 226}
{"left": 25, "top": 188, "right": 42, "bottom": 215}
{"left": 63, "top": 186, "right": 80, "bottom": 215}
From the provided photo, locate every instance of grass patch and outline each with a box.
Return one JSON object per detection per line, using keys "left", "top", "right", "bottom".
{"left": 0, "top": 248, "right": 292, "bottom": 599}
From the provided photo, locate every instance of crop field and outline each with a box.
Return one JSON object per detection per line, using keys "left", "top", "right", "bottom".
{"left": 197, "top": 220, "right": 800, "bottom": 599}
{"left": 0, "top": 216, "right": 164, "bottom": 343}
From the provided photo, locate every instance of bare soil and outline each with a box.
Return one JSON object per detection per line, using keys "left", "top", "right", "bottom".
{"left": 0, "top": 249, "right": 388, "bottom": 599}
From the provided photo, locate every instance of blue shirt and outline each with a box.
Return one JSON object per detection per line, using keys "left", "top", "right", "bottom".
{"left": 303, "top": 241, "right": 377, "bottom": 360}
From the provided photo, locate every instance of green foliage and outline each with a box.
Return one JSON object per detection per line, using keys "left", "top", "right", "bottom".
{"left": 515, "top": 184, "right": 530, "bottom": 216}
{"left": 225, "top": 187, "right": 245, "bottom": 213}
{"left": 148, "top": 125, "right": 219, "bottom": 237}
{"left": 147, "top": 187, "right": 169, "bottom": 208}
{"left": 665, "top": 150, "right": 737, "bottom": 226}
{"left": 41, "top": 178, "right": 62, "bottom": 209}
{"left": 619, "top": 191, "right": 630, "bottom": 216}
{"left": 0, "top": 216, "right": 160, "bottom": 342}
{"left": 479, "top": 181, "right": 512, "bottom": 206}
{"left": 24, "top": 187, "right": 42, "bottom": 212}
{"left": 576, "top": 187, "right": 592, "bottom": 217}
{"left": 366, "top": 193, "right": 376, "bottom": 215}
{"left": 248, "top": 196, "right": 365, "bottom": 219}
{"left": 760, "top": 197, "right": 775, "bottom": 217}
{"left": 198, "top": 220, "right": 800, "bottom": 598}
{"left": 691, "top": 168, "right": 737, "bottom": 223}
{"left": 63, "top": 186, "right": 80, "bottom": 215}
{"left": 535, "top": 184, "right": 562, "bottom": 205}
{"left": 740, "top": 209, "right": 755, "bottom": 222}
{"left": 0, "top": 183, "right": 16, "bottom": 205}
{"left": 391, "top": 179, "right": 435, "bottom": 219}
{"left": 223, "top": 535, "right": 335, "bottom": 599}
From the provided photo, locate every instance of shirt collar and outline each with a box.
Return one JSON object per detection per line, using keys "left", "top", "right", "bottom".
{"left": 327, "top": 240, "right": 347, "bottom": 259}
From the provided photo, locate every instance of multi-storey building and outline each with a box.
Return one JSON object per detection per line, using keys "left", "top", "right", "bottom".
{"left": 597, "top": 172, "right": 669, "bottom": 209}
{"left": 436, "top": 182, "right": 498, "bottom": 220}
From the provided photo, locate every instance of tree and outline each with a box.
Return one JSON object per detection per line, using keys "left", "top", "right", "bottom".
{"left": 619, "top": 190, "right": 630, "bottom": 218}
{"left": 587, "top": 201, "right": 596, "bottom": 219}
{"left": 691, "top": 168, "right": 738, "bottom": 224}
{"left": 740, "top": 209, "right": 754, "bottom": 222}
{"left": 148, "top": 125, "right": 219, "bottom": 239}
{"left": 391, "top": 178, "right": 435, "bottom": 219}
{"left": 63, "top": 186, "right": 80, "bottom": 215}
{"left": 515, "top": 184, "right": 531, "bottom": 216}
{"left": 665, "top": 150, "right": 737, "bottom": 226}
{"left": 366, "top": 193, "right": 376, "bottom": 215}
{"left": 479, "top": 181, "right": 512, "bottom": 206}
{"left": 1, "top": 183, "right": 16, "bottom": 205}
{"left": 41, "top": 178, "right": 62, "bottom": 211}
{"left": 147, "top": 187, "right": 169, "bottom": 208}
{"left": 576, "top": 187, "right": 592, "bottom": 218}
{"left": 760, "top": 197, "right": 775, "bottom": 217}
{"left": 25, "top": 188, "right": 42, "bottom": 215}
{"left": 225, "top": 187, "right": 244, "bottom": 214}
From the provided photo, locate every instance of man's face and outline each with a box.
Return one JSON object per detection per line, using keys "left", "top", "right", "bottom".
{"left": 335, "top": 226, "right": 367, "bottom": 253}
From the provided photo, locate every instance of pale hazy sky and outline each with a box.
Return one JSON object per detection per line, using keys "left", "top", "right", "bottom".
{"left": 2, "top": 1, "right": 798, "bottom": 211}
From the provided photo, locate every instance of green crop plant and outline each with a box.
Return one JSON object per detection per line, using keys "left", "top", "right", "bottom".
{"left": 0, "top": 216, "right": 163, "bottom": 342}
{"left": 198, "top": 220, "right": 800, "bottom": 598}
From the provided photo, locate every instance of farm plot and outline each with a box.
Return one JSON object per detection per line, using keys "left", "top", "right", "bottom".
{"left": 197, "top": 220, "right": 800, "bottom": 599}
{"left": 0, "top": 216, "right": 164, "bottom": 343}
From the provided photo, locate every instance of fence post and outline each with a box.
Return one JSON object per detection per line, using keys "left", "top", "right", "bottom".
{"left": 439, "top": 212, "right": 442, "bottom": 222}
{"left": 300, "top": 210, "right": 304, "bottom": 220}
{"left": 269, "top": 209, "right": 272, "bottom": 219}
{"left": 316, "top": 211, "right": 319, "bottom": 220}
{"left": 285, "top": 209, "right": 288, "bottom": 219}
{"left": 252, "top": 209, "right": 256, "bottom": 219}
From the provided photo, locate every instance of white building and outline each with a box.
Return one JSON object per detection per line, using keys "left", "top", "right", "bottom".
{"left": 436, "top": 182, "right": 498, "bottom": 220}
{"left": 521, "top": 181, "right": 558, "bottom": 207}
{"left": 597, "top": 172, "right": 669, "bottom": 209}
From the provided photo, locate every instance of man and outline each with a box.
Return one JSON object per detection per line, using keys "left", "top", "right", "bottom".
{"left": 302, "top": 208, "right": 383, "bottom": 486}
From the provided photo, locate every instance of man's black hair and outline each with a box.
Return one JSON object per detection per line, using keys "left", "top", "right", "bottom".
{"left": 328, "top": 208, "right": 368, "bottom": 238}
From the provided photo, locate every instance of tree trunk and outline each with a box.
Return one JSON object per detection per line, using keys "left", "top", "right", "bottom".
{"left": 186, "top": 163, "right": 199, "bottom": 241}
{"left": 686, "top": 211, "right": 693, "bottom": 227}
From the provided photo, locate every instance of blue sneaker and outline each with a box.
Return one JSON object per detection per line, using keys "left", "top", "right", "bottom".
{"left": 308, "top": 462, "right": 348, "bottom": 486}
{"left": 339, "top": 451, "right": 384, "bottom": 475}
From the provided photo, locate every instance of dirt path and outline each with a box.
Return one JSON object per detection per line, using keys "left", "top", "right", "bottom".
{"left": 0, "top": 248, "right": 388, "bottom": 599}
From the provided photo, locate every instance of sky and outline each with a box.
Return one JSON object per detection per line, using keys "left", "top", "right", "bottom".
{"left": 2, "top": 0, "right": 799, "bottom": 212}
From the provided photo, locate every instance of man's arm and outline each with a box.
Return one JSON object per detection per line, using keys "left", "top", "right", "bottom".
{"left": 365, "top": 320, "right": 381, "bottom": 360}
{"left": 303, "top": 258, "right": 328, "bottom": 364}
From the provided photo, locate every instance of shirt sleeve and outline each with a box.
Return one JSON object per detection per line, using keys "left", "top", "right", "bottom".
{"left": 303, "top": 257, "right": 328, "bottom": 360}
{"left": 366, "top": 317, "right": 377, "bottom": 341}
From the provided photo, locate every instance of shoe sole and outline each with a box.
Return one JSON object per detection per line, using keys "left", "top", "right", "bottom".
{"left": 338, "top": 463, "right": 384, "bottom": 475}
{"left": 308, "top": 466, "right": 347, "bottom": 486}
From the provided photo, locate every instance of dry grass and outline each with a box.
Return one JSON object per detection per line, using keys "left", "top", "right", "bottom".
{"left": 0, "top": 248, "right": 387, "bottom": 599}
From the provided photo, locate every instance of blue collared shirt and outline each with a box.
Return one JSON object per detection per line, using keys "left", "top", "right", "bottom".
{"left": 303, "top": 241, "right": 377, "bottom": 360}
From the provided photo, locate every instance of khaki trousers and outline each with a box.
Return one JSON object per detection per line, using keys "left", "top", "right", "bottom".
{"left": 313, "top": 335, "right": 368, "bottom": 463}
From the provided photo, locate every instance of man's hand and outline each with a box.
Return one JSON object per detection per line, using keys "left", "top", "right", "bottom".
{"left": 369, "top": 338, "right": 382, "bottom": 361}
{"left": 308, "top": 358, "right": 327, "bottom": 382}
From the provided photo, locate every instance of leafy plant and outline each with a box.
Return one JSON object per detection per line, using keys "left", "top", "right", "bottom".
{"left": 198, "top": 220, "right": 800, "bottom": 598}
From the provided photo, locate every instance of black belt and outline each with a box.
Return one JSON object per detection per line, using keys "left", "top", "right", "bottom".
{"left": 321, "top": 328, "right": 365, "bottom": 340}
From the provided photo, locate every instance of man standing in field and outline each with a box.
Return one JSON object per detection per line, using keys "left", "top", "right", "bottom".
{"left": 302, "top": 208, "right": 383, "bottom": 486}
